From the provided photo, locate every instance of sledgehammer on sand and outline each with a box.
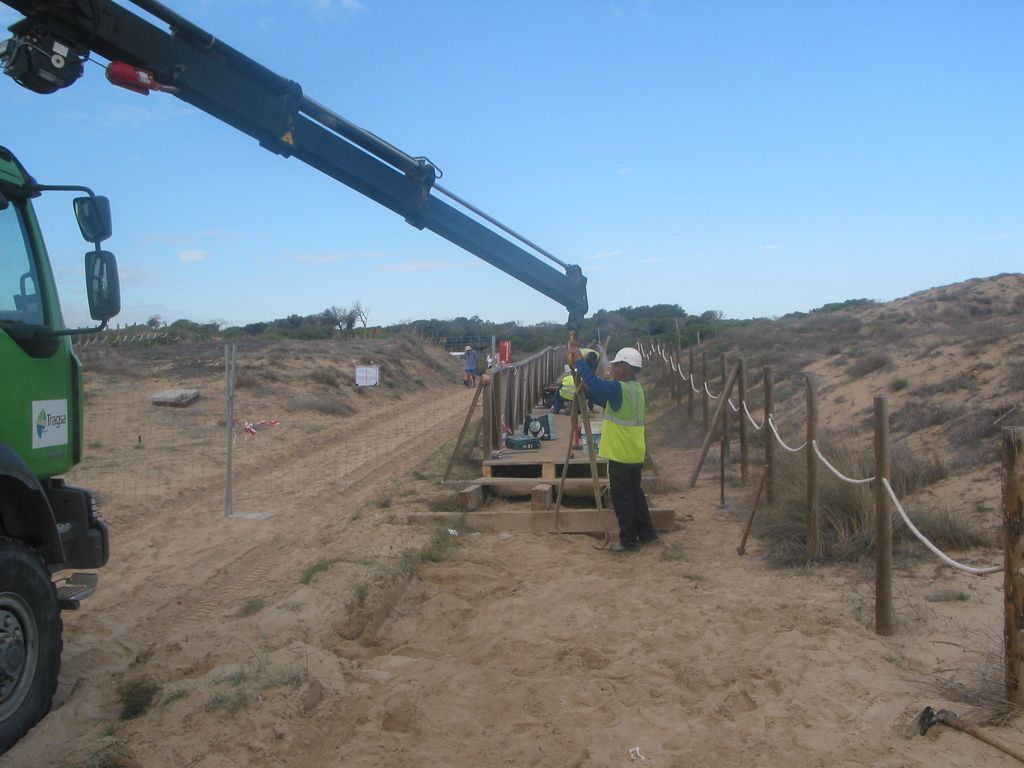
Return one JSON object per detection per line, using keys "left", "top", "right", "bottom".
{"left": 915, "top": 706, "right": 1024, "bottom": 764}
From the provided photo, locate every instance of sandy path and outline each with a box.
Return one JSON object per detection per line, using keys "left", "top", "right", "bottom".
{"left": 2, "top": 383, "right": 476, "bottom": 767}
{"left": 296, "top": 479, "right": 1018, "bottom": 768}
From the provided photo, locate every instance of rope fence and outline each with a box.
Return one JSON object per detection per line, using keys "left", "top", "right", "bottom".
{"left": 639, "top": 340, "right": 1024, "bottom": 704}
{"left": 636, "top": 339, "right": 1007, "bottom": 583}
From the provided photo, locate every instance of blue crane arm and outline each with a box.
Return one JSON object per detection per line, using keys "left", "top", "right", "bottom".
{"left": 0, "top": 0, "right": 589, "bottom": 327}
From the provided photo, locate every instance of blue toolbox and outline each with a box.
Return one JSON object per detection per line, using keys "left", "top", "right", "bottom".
{"left": 506, "top": 434, "right": 541, "bottom": 450}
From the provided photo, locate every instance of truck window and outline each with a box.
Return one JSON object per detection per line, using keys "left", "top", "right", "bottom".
{"left": 0, "top": 203, "right": 43, "bottom": 326}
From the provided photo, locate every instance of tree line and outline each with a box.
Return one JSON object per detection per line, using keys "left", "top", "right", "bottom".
{"left": 133, "top": 303, "right": 743, "bottom": 353}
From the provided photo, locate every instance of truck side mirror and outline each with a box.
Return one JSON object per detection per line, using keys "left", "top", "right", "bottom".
{"left": 74, "top": 195, "right": 112, "bottom": 244}
{"left": 85, "top": 250, "right": 120, "bottom": 321}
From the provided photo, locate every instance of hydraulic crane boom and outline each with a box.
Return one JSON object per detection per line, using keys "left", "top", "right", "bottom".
{"left": 0, "top": 0, "right": 589, "bottom": 327}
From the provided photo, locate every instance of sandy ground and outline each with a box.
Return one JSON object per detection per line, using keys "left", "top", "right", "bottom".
{"left": 3, "top": 290, "right": 1024, "bottom": 767}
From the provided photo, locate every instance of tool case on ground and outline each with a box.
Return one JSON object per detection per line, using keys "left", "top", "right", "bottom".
{"left": 506, "top": 434, "right": 541, "bottom": 450}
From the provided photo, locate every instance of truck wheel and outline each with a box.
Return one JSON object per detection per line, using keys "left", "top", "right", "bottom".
{"left": 0, "top": 538, "right": 62, "bottom": 754}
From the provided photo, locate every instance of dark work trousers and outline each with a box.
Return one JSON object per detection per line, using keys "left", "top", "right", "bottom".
{"left": 608, "top": 460, "right": 657, "bottom": 548}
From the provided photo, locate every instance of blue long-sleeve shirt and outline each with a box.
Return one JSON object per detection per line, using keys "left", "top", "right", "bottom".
{"left": 574, "top": 358, "right": 624, "bottom": 411}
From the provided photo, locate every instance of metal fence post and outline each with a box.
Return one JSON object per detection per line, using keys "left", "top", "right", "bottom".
{"left": 224, "top": 343, "right": 236, "bottom": 517}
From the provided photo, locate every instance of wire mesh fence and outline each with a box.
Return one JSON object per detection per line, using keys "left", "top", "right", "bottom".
{"left": 66, "top": 336, "right": 473, "bottom": 520}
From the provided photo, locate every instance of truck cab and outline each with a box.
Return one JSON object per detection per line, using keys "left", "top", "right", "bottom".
{"left": 0, "top": 145, "right": 120, "bottom": 752}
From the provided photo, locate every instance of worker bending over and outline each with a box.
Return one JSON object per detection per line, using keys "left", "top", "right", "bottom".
{"left": 571, "top": 345, "right": 658, "bottom": 552}
{"left": 552, "top": 349, "right": 598, "bottom": 415}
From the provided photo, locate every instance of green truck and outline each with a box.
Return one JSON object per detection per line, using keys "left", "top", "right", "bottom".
{"left": 0, "top": 146, "right": 121, "bottom": 751}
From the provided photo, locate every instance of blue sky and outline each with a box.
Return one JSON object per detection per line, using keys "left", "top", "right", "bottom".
{"left": 3, "top": 0, "right": 1020, "bottom": 329}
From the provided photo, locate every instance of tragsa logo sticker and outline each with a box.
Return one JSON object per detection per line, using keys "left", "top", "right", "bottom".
{"left": 32, "top": 400, "right": 69, "bottom": 449}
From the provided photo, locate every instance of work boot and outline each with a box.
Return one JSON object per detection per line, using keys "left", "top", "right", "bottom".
{"left": 610, "top": 542, "right": 639, "bottom": 553}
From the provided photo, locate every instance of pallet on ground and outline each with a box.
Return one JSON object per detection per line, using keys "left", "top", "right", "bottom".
{"left": 483, "top": 454, "right": 609, "bottom": 480}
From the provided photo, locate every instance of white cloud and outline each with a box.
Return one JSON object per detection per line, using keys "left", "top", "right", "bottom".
{"left": 617, "top": 167, "right": 633, "bottom": 176}
{"left": 759, "top": 244, "right": 783, "bottom": 251}
{"left": 179, "top": 250, "right": 208, "bottom": 263}
{"left": 306, "top": 0, "right": 365, "bottom": 11}
{"left": 587, "top": 250, "right": 622, "bottom": 261}
{"left": 608, "top": 1, "right": 656, "bottom": 21}
{"left": 979, "top": 233, "right": 1013, "bottom": 241}
{"left": 641, "top": 258, "right": 660, "bottom": 263}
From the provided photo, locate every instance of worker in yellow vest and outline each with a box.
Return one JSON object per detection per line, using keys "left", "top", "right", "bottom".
{"left": 549, "top": 365, "right": 575, "bottom": 414}
{"left": 571, "top": 344, "right": 657, "bottom": 552}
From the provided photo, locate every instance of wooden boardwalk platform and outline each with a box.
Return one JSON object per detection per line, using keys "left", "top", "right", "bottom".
{"left": 423, "top": 410, "right": 673, "bottom": 536}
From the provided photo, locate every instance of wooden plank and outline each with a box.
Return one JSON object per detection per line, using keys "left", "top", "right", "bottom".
{"left": 531, "top": 484, "right": 553, "bottom": 511}
{"left": 458, "top": 485, "right": 483, "bottom": 512}
{"left": 407, "top": 508, "right": 675, "bottom": 534}
{"left": 473, "top": 477, "right": 607, "bottom": 493}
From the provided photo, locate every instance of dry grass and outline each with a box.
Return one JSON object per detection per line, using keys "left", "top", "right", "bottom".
{"left": 924, "top": 626, "right": 1024, "bottom": 726}
{"left": 892, "top": 401, "right": 964, "bottom": 433}
{"left": 847, "top": 352, "right": 892, "bottom": 378}
{"left": 63, "top": 742, "right": 138, "bottom": 768}
{"left": 117, "top": 676, "right": 161, "bottom": 721}
{"left": 286, "top": 397, "right": 353, "bottom": 416}
{"left": 752, "top": 439, "right": 981, "bottom": 566}
{"left": 309, "top": 366, "right": 342, "bottom": 388}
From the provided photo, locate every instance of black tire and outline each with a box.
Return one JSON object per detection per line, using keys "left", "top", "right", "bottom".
{"left": 0, "top": 537, "right": 62, "bottom": 755}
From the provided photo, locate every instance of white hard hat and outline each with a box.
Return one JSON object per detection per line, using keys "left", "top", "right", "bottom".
{"left": 563, "top": 364, "right": 571, "bottom": 374}
{"left": 464, "top": 345, "right": 472, "bottom": 351}
{"left": 611, "top": 347, "right": 643, "bottom": 369}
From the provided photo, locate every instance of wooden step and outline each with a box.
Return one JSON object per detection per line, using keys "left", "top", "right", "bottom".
{"left": 406, "top": 507, "right": 675, "bottom": 535}
{"left": 459, "top": 475, "right": 658, "bottom": 495}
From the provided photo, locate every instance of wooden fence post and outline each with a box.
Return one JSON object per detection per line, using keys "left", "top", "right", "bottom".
{"left": 738, "top": 358, "right": 748, "bottom": 484}
{"left": 763, "top": 366, "right": 775, "bottom": 505}
{"left": 874, "top": 395, "right": 893, "bottom": 636}
{"left": 1003, "top": 426, "right": 1024, "bottom": 705}
{"left": 688, "top": 365, "right": 740, "bottom": 488}
{"left": 806, "top": 375, "right": 819, "bottom": 561}
{"left": 482, "top": 375, "right": 494, "bottom": 454}
{"left": 687, "top": 348, "right": 695, "bottom": 420}
{"left": 495, "top": 369, "right": 507, "bottom": 451}
{"left": 719, "top": 353, "right": 729, "bottom": 505}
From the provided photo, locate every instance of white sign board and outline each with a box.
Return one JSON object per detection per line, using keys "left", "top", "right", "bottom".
{"left": 355, "top": 365, "right": 380, "bottom": 387}
{"left": 32, "top": 399, "right": 69, "bottom": 449}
